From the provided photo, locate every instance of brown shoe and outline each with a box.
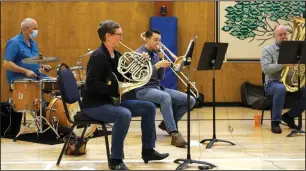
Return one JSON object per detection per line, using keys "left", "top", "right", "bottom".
{"left": 171, "top": 132, "right": 187, "bottom": 147}
{"left": 158, "top": 121, "right": 171, "bottom": 135}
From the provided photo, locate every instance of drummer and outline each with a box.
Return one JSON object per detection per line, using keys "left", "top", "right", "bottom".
{"left": 3, "top": 18, "right": 51, "bottom": 84}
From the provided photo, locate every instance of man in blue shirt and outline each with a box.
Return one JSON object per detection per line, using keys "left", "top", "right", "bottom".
{"left": 3, "top": 18, "right": 51, "bottom": 84}
{"left": 136, "top": 29, "right": 196, "bottom": 147}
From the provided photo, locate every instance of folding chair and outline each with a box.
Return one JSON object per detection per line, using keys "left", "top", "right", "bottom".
{"left": 261, "top": 72, "right": 273, "bottom": 125}
{"left": 56, "top": 63, "right": 111, "bottom": 168}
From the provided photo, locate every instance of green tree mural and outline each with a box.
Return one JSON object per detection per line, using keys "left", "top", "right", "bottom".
{"left": 222, "top": 1, "right": 305, "bottom": 45}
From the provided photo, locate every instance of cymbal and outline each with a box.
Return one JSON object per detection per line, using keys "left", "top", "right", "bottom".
{"left": 79, "top": 49, "right": 94, "bottom": 59}
{"left": 70, "top": 65, "right": 86, "bottom": 70}
{"left": 22, "top": 56, "right": 59, "bottom": 64}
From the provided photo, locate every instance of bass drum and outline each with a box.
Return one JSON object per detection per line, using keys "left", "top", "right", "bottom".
{"left": 46, "top": 97, "right": 97, "bottom": 138}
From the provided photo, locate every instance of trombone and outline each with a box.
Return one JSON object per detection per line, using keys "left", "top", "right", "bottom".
{"left": 140, "top": 32, "right": 199, "bottom": 98}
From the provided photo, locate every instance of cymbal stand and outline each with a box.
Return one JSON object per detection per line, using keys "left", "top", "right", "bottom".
{"left": 37, "top": 56, "right": 62, "bottom": 141}
{"left": 14, "top": 109, "right": 62, "bottom": 142}
{"left": 13, "top": 111, "right": 39, "bottom": 141}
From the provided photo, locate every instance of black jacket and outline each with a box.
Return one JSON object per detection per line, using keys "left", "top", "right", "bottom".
{"left": 81, "top": 43, "right": 125, "bottom": 108}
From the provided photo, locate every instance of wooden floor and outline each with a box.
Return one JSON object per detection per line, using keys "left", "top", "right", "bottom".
{"left": 1, "top": 107, "right": 305, "bottom": 170}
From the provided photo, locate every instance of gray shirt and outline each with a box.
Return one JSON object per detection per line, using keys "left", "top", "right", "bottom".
{"left": 260, "top": 43, "right": 284, "bottom": 83}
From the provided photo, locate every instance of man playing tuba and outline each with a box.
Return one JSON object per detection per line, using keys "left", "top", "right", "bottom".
{"left": 260, "top": 25, "right": 306, "bottom": 134}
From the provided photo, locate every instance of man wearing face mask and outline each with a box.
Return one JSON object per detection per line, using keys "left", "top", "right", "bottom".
{"left": 135, "top": 29, "right": 196, "bottom": 147}
{"left": 260, "top": 25, "right": 306, "bottom": 134}
{"left": 3, "top": 18, "right": 51, "bottom": 84}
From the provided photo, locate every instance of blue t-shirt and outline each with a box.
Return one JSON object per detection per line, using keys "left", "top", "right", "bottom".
{"left": 4, "top": 32, "right": 40, "bottom": 83}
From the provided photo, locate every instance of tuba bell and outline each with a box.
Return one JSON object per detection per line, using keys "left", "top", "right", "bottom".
{"left": 279, "top": 16, "right": 305, "bottom": 92}
{"left": 110, "top": 42, "right": 152, "bottom": 105}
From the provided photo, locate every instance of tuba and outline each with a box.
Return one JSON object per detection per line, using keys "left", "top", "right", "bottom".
{"left": 279, "top": 16, "right": 305, "bottom": 92}
{"left": 110, "top": 42, "right": 152, "bottom": 105}
{"left": 140, "top": 32, "right": 199, "bottom": 98}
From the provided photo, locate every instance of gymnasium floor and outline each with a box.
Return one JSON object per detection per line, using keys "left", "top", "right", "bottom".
{"left": 1, "top": 107, "right": 305, "bottom": 170}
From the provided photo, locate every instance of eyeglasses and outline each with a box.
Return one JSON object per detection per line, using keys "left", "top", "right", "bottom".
{"left": 113, "top": 33, "right": 122, "bottom": 37}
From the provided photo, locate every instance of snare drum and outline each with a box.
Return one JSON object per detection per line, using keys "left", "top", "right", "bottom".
{"left": 11, "top": 79, "right": 41, "bottom": 112}
{"left": 41, "top": 77, "right": 59, "bottom": 92}
{"left": 71, "top": 66, "right": 86, "bottom": 86}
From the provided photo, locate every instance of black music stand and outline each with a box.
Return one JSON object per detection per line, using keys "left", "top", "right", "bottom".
{"left": 174, "top": 37, "right": 216, "bottom": 170}
{"left": 198, "top": 42, "right": 235, "bottom": 149}
{"left": 278, "top": 41, "right": 306, "bottom": 137}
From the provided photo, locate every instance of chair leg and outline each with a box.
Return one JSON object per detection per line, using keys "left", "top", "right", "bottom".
{"left": 80, "top": 125, "right": 88, "bottom": 138}
{"left": 154, "top": 125, "right": 157, "bottom": 140}
{"left": 57, "top": 124, "right": 76, "bottom": 166}
{"left": 101, "top": 123, "right": 111, "bottom": 169}
{"left": 261, "top": 106, "right": 265, "bottom": 125}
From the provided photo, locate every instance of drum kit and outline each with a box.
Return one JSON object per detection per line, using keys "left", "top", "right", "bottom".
{"left": 10, "top": 50, "right": 96, "bottom": 142}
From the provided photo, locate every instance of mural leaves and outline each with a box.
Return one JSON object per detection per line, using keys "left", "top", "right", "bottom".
{"left": 222, "top": 1, "right": 305, "bottom": 45}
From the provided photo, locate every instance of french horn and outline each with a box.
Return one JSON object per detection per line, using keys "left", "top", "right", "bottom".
{"left": 110, "top": 42, "right": 152, "bottom": 105}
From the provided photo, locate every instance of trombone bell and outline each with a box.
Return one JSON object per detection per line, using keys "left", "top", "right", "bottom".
{"left": 173, "top": 56, "right": 184, "bottom": 71}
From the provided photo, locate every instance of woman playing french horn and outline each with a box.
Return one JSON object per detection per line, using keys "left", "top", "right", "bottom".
{"left": 81, "top": 20, "right": 169, "bottom": 170}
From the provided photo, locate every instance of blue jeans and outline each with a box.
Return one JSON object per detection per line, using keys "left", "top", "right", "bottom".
{"left": 265, "top": 81, "right": 306, "bottom": 121}
{"left": 136, "top": 86, "right": 196, "bottom": 132}
{"left": 82, "top": 100, "right": 156, "bottom": 159}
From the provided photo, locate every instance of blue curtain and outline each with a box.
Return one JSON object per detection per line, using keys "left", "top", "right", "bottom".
{"left": 150, "top": 16, "right": 178, "bottom": 90}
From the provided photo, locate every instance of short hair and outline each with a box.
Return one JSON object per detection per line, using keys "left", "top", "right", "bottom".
{"left": 97, "top": 20, "right": 120, "bottom": 42}
{"left": 144, "top": 29, "right": 161, "bottom": 39}
{"left": 273, "top": 25, "right": 287, "bottom": 36}
{"left": 20, "top": 18, "right": 35, "bottom": 30}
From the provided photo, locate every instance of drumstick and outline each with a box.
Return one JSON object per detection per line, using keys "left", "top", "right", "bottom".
{"left": 40, "top": 67, "right": 54, "bottom": 72}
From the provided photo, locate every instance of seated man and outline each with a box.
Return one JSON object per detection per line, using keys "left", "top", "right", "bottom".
{"left": 3, "top": 18, "right": 52, "bottom": 114}
{"left": 81, "top": 20, "right": 169, "bottom": 170}
{"left": 3, "top": 18, "right": 51, "bottom": 84}
{"left": 135, "top": 29, "right": 196, "bottom": 147}
{"left": 260, "top": 25, "right": 306, "bottom": 134}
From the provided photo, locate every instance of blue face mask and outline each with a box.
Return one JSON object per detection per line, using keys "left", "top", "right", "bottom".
{"left": 30, "top": 29, "right": 38, "bottom": 39}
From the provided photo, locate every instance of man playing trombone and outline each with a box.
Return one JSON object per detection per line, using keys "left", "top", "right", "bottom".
{"left": 136, "top": 29, "right": 196, "bottom": 148}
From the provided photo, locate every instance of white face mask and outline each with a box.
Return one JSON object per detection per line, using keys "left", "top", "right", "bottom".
{"left": 30, "top": 29, "right": 38, "bottom": 39}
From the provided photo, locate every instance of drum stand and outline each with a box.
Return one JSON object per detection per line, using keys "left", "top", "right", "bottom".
{"left": 13, "top": 78, "right": 62, "bottom": 142}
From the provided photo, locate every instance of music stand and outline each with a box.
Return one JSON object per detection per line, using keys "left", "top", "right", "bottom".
{"left": 198, "top": 42, "right": 235, "bottom": 149}
{"left": 278, "top": 41, "right": 306, "bottom": 137}
{"left": 174, "top": 37, "right": 216, "bottom": 170}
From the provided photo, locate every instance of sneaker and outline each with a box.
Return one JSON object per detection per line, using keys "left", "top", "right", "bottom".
{"left": 171, "top": 132, "right": 187, "bottom": 147}
{"left": 271, "top": 121, "right": 282, "bottom": 134}
{"left": 282, "top": 113, "right": 299, "bottom": 129}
